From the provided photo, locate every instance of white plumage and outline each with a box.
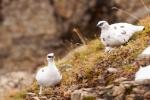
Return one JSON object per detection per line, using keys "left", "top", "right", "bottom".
{"left": 138, "top": 46, "right": 150, "bottom": 58}
{"left": 135, "top": 65, "right": 150, "bottom": 81}
{"left": 36, "top": 53, "right": 62, "bottom": 95}
{"left": 97, "top": 21, "right": 144, "bottom": 52}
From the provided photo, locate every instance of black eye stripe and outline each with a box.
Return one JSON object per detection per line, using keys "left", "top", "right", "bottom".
{"left": 99, "top": 23, "right": 103, "bottom": 26}
{"left": 48, "top": 56, "right": 53, "bottom": 58}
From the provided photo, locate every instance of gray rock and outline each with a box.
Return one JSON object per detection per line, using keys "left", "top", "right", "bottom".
{"left": 39, "top": 96, "right": 48, "bottom": 100}
{"left": 71, "top": 89, "right": 97, "bottom": 100}
{"left": 112, "top": 85, "right": 125, "bottom": 97}
{"left": 135, "top": 79, "right": 150, "bottom": 85}
{"left": 31, "top": 96, "right": 40, "bottom": 100}
{"left": 0, "top": 71, "right": 34, "bottom": 99}
{"left": 26, "top": 92, "right": 36, "bottom": 97}
{"left": 71, "top": 90, "right": 82, "bottom": 100}
{"left": 70, "top": 79, "right": 150, "bottom": 100}
{"left": 132, "top": 88, "right": 146, "bottom": 94}
{"left": 107, "top": 68, "right": 118, "bottom": 73}
{"left": 144, "top": 91, "right": 150, "bottom": 99}
{"left": 114, "top": 77, "right": 127, "bottom": 83}
{"left": 125, "top": 94, "right": 135, "bottom": 100}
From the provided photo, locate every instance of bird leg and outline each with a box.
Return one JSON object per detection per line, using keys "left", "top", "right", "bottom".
{"left": 39, "top": 86, "right": 43, "bottom": 95}
{"left": 105, "top": 47, "right": 113, "bottom": 53}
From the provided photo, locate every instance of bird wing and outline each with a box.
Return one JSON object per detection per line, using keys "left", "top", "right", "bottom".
{"left": 142, "top": 46, "right": 150, "bottom": 55}
{"left": 137, "top": 65, "right": 150, "bottom": 80}
{"left": 111, "top": 23, "right": 144, "bottom": 35}
{"left": 100, "top": 23, "right": 140, "bottom": 47}
{"left": 111, "top": 23, "right": 135, "bottom": 36}
{"left": 36, "top": 66, "right": 48, "bottom": 80}
{"left": 100, "top": 27, "right": 127, "bottom": 47}
{"left": 107, "top": 25, "right": 129, "bottom": 45}
{"left": 110, "top": 23, "right": 135, "bottom": 42}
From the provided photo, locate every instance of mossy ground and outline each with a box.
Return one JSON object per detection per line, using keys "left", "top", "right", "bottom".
{"left": 7, "top": 17, "right": 150, "bottom": 100}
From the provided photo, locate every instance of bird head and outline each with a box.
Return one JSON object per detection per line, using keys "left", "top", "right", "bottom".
{"left": 96, "top": 21, "right": 109, "bottom": 29}
{"left": 47, "top": 53, "right": 54, "bottom": 62}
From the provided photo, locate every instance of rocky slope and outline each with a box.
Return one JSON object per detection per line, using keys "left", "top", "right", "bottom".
{"left": 1, "top": 0, "right": 150, "bottom": 100}
{"left": 71, "top": 79, "right": 150, "bottom": 100}
{"left": 0, "top": 71, "right": 33, "bottom": 100}
{"left": 0, "top": 0, "right": 149, "bottom": 72}
{"left": 6, "top": 17, "right": 150, "bottom": 100}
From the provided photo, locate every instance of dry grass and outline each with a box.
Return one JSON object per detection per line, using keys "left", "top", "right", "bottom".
{"left": 7, "top": 17, "right": 150, "bottom": 100}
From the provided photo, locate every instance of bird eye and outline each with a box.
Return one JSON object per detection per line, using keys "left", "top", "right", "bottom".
{"left": 48, "top": 56, "right": 53, "bottom": 58}
{"left": 99, "top": 23, "right": 104, "bottom": 26}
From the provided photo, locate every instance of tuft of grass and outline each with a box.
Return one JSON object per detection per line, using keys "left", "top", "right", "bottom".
{"left": 6, "top": 90, "right": 26, "bottom": 100}
{"left": 83, "top": 96, "right": 96, "bottom": 100}
{"left": 7, "top": 17, "right": 150, "bottom": 99}
{"left": 122, "top": 65, "right": 135, "bottom": 72}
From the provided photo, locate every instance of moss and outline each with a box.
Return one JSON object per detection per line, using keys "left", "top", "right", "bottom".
{"left": 125, "top": 85, "right": 134, "bottom": 95}
{"left": 7, "top": 90, "right": 26, "bottom": 100}
{"left": 7, "top": 17, "right": 150, "bottom": 100}
{"left": 123, "top": 65, "right": 135, "bottom": 72}
{"left": 83, "top": 96, "right": 96, "bottom": 100}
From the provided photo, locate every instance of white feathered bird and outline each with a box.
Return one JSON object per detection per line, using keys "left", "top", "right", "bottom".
{"left": 138, "top": 46, "right": 150, "bottom": 58}
{"left": 36, "top": 53, "right": 62, "bottom": 95}
{"left": 97, "top": 21, "right": 144, "bottom": 52}
{"left": 135, "top": 65, "right": 150, "bottom": 81}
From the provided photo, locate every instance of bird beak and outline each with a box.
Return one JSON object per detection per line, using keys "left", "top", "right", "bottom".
{"left": 96, "top": 24, "right": 99, "bottom": 27}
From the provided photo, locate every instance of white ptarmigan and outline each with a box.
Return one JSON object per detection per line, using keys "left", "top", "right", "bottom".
{"left": 135, "top": 65, "right": 150, "bottom": 81}
{"left": 36, "top": 53, "right": 62, "bottom": 95}
{"left": 97, "top": 21, "right": 144, "bottom": 52}
{"left": 138, "top": 46, "right": 150, "bottom": 58}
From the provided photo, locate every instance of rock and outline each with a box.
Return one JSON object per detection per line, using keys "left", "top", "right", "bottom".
{"left": 39, "top": 96, "right": 48, "bottom": 100}
{"left": 98, "top": 90, "right": 108, "bottom": 96}
{"left": 122, "top": 83, "right": 131, "bottom": 89}
{"left": 48, "top": 97, "right": 57, "bottom": 100}
{"left": 70, "top": 79, "right": 150, "bottom": 100}
{"left": 31, "top": 96, "right": 40, "bottom": 100}
{"left": 107, "top": 68, "right": 118, "bottom": 73}
{"left": 71, "top": 90, "right": 82, "bottom": 100}
{"left": 64, "top": 90, "right": 72, "bottom": 97}
{"left": 136, "top": 79, "right": 150, "bottom": 85}
{"left": 132, "top": 88, "right": 146, "bottom": 94}
{"left": 105, "top": 84, "right": 114, "bottom": 89}
{"left": 82, "top": 88, "right": 94, "bottom": 92}
{"left": 26, "top": 92, "right": 36, "bottom": 97}
{"left": 112, "top": 85, "right": 125, "bottom": 97}
{"left": 71, "top": 89, "right": 97, "bottom": 100}
{"left": 144, "top": 91, "right": 150, "bottom": 99}
{"left": 97, "top": 75, "right": 106, "bottom": 85}
{"left": 125, "top": 94, "right": 135, "bottom": 100}
{"left": 114, "top": 77, "right": 127, "bottom": 83}
{"left": 0, "top": 71, "right": 34, "bottom": 99}
{"left": 121, "top": 81, "right": 136, "bottom": 84}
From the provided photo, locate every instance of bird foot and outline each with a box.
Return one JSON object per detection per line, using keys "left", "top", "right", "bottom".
{"left": 105, "top": 47, "right": 113, "bottom": 53}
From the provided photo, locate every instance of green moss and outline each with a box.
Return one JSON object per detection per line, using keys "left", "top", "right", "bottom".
{"left": 123, "top": 65, "right": 135, "bottom": 72}
{"left": 83, "top": 96, "right": 96, "bottom": 100}
{"left": 8, "top": 91, "right": 26, "bottom": 100}
{"left": 74, "top": 51, "right": 88, "bottom": 61}
{"left": 8, "top": 17, "right": 150, "bottom": 100}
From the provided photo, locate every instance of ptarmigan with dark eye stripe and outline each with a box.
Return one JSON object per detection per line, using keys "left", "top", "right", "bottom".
{"left": 97, "top": 21, "right": 144, "bottom": 52}
{"left": 135, "top": 65, "right": 150, "bottom": 81}
{"left": 36, "top": 53, "right": 62, "bottom": 95}
{"left": 138, "top": 46, "right": 150, "bottom": 59}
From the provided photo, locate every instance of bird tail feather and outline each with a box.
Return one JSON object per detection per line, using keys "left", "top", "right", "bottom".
{"left": 135, "top": 26, "right": 144, "bottom": 32}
